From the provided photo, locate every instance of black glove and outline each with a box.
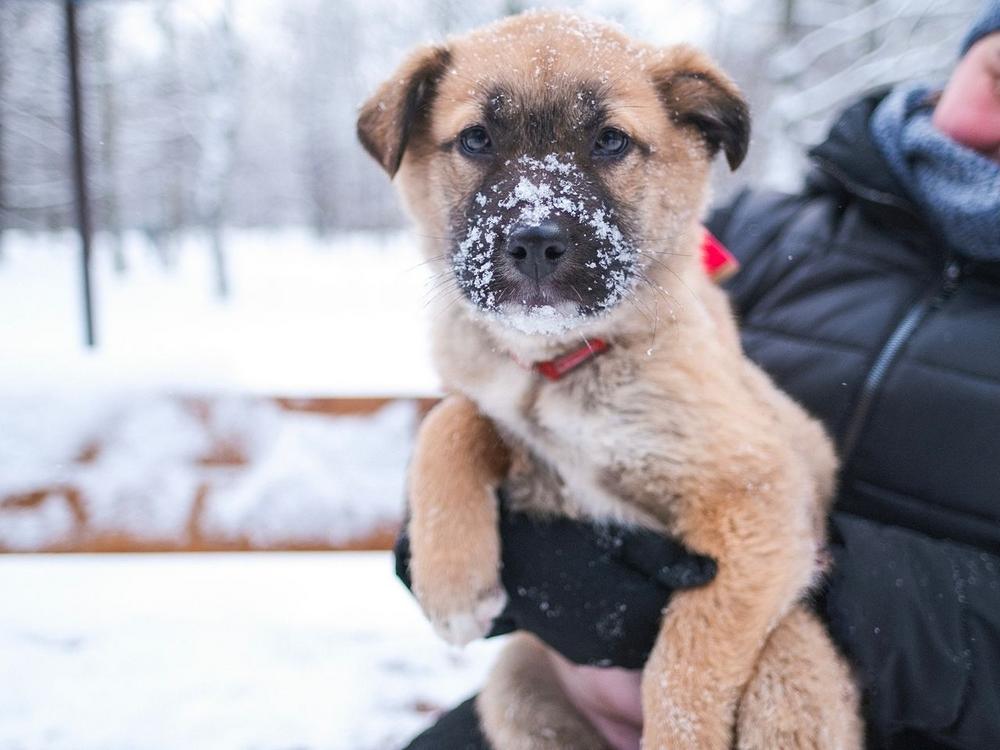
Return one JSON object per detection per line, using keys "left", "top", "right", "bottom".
{"left": 818, "top": 512, "right": 1000, "bottom": 748}
{"left": 394, "top": 493, "right": 716, "bottom": 669}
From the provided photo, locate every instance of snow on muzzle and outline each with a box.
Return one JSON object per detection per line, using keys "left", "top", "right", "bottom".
{"left": 451, "top": 154, "right": 637, "bottom": 334}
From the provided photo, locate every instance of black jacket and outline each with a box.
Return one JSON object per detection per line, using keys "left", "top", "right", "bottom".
{"left": 709, "top": 91, "right": 1000, "bottom": 749}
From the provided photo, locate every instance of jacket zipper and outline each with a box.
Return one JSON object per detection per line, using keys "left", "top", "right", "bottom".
{"left": 839, "top": 259, "right": 964, "bottom": 461}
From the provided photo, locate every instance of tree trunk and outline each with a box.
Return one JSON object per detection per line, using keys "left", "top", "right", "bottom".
{"left": 782, "top": 0, "right": 797, "bottom": 35}
{"left": 197, "top": 0, "right": 241, "bottom": 299}
{"left": 157, "top": 2, "right": 185, "bottom": 262}
{"left": 94, "top": 8, "right": 125, "bottom": 273}
{"left": 209, "top": 223, "right": 229, "bottom": 298}
{"left": 0, "top": 9, "right": 8, "bottom": 263}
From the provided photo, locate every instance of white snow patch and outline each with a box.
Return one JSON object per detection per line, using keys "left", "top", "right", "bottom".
{"left": 0, "top": 228, "right": 440, "bottom": 396}
{"left": 0, "top": 552, "right": 504, "bottom": 750}
{"left": 0, "top": 395, "right": 418, "bottom": 549}
{"left": 202, "top": 400, "right": 417, "bottom": 546}
{"left": 452, "top": 154, "right": 638, "bottom": 329}
{"left": 0, "top": 228, "right": 441, "bottom": 548}
{"left": 74, "top": 397, "right": 207, "bottom": 539}
{"left": 0, "top": 393, "right": 113, "bottom": 495}
{"left": 499, "top": 302, "right": 588, "bottom": 335}
{"left": 0, "top": 494, "right": 77, "bottom": 551}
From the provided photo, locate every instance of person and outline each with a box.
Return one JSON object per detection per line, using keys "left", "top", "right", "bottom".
{"left": 395, "top": 4, "right": 1000, "bottom": 748}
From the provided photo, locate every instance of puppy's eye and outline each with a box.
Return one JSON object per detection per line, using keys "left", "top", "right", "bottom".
{"left": 459, "top": 126, "right": 492, "bottom": 156}
{"left": 593, "top": 128, "right": 630, "bottom": 157}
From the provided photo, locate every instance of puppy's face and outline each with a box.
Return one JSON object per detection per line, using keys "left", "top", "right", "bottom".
{"left": 358, "top": 12, "right": 748, "bottom": 339}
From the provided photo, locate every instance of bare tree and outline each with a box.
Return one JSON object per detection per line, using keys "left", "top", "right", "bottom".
{"left": 0, "top": 0, "right": 979, "bottom": 242}
{"left": 153, "top": 1, "right": 187, "bottom": 267}
{"left": 1, "top": 4, "right": 74, "bottom": 230}
{"left": 90, "top": 3, "right": 126, "bottom": 273}
{"left": 708, "top": 0, "right": 978, "bottom": 192}
{"left": 192, "top": 0, "right": 242, "bottom": 298}
{"left": 0, "top": 6, "right": 8, "bottom": 263}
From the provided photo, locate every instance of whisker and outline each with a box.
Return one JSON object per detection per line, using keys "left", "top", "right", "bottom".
{"left": 410, "top": 232, "right": 455, "bottom": 242}
{"left": 427, "top": 290, "right": 465, "bottom": 318}
{"left": 404, "top": 254, "right": 450, "bottom": 273}
{"left": 636, "top": 249, "right": 678, "bottom": 273}
{"left": 422, "top": 275, "right": 457, "bottom": 301}
{"left": 624, "top": 274, "right": 662, "bottom": 333}
{"left": 635, "top": 269, "right": 683, "bottom": 312}
{"left": 423, "top": 277, "right": 461, "bottom": 309}
{"left": 636, "top": 253, "right": 698, "bottom": 307}
{"left": 632, "top": 241, "right": 694, "bottom": 256}
{"left": 564, "top": 284, "right": 604, "bottom": 353}
{"left": 437, "top": 289, "right": 470, "bottom": 317}
{"left": 623, "top": 293, "right": 656, "bottom": 337}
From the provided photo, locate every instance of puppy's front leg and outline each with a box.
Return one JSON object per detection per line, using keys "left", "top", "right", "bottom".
{"left": 640, "top": 483, "right": 817, "bottom": 750}
{"left": 408, "top": 394, "right": 511, "bottom": 646}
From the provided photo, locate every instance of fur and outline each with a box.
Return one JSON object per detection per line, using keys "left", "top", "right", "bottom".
{"left": 359, "top": 11, "right": 861, "bottom": 749}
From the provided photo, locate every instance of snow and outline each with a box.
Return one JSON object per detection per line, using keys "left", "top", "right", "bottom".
{"left": 74, "top": 397, "right": 207, "bottom": 540}
{"left": 0, "top": 229, "right": 439, "bottom": 550}
{"left": 201, "top": 400, "right": 417, "bottom": 547}
{"left": 0, "top": 552, "right": 504, "bottom": 750}
{"left": 0, "top": 231, "right": 489, "bottom": 743}
{"left": 0, "top": 495, "right": 77, "bottom": 551}
{"left": 0, "top": 395, "right": 418, "bottom": 551}
{"left": 0, "top": 228, "right": 440, "bottom": 396}
{"left": 453, "top": 154, "right": 637, "bottom": 335}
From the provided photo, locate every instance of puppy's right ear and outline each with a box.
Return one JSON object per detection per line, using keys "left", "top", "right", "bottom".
{"left": 357, "top": 45, "right": 451, "bottom": 177}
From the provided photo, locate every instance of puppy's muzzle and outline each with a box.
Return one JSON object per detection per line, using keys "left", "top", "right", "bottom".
{"left": 506, "top": 221, "right": 568, "bottom": 282}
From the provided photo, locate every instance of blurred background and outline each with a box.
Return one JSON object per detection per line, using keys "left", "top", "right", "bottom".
{"left": 0, "top": 0, "right": 981, "bottom": 748}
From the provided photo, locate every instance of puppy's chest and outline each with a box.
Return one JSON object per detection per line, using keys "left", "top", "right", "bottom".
{"left": 467, "top": 357, "right": 672, "bottom": 526}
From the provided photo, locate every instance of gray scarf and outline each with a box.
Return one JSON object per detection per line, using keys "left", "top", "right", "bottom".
{"left": 870, "top": 83, "right": 1000, "bottom": 262}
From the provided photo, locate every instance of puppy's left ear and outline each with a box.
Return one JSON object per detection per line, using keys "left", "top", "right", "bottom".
{"left": 652, "top": 46, "right": 750, "bottom": 170}
{"left": 357, "top": 45, "right": 451, "bottom": 177}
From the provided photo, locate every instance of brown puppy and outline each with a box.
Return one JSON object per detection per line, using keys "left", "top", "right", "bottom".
{"left": 359, "top": 11, "right": 860, "bottom": 750}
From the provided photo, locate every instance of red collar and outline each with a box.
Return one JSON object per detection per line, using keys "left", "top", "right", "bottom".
{"left": 530, "top": 338, "right": 610, "bottom": 381}
{"left": 517, "top": 228, "right": 737, "bottom": 381}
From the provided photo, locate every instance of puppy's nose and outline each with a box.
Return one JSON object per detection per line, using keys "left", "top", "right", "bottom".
{"left": 506, "top": 222, "right": 568, "bottom": 282}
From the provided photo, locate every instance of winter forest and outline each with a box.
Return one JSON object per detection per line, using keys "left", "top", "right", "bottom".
{"left": 1, "top": 0, "right": 979, "bottom": 244}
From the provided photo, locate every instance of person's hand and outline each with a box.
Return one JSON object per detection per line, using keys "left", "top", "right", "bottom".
{"left": 395, "top": 493, "right": 716, "bottom": 669}
{"left": 815, "top": 512, "right": 1000, "bottom": 747}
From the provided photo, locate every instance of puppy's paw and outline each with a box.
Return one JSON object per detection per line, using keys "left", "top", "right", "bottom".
{"left": 425, "top": 583, "right": 507, "bottom": 646}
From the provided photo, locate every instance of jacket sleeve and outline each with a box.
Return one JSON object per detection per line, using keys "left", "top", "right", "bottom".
{"left": 825, "top": 512, "right": 1000, "bottom": 749}
{"left": 705, "top": 188, "right": 812, "bottom": 319}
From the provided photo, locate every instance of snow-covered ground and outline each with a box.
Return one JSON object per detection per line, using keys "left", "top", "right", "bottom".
{"left": 0, "top": 229, "right": 443, "bottom": 550}
{"left": 0, "top": 396, "right": 418, "bottom": 551}
{"left": 0, "top": 231, "right": 497, "bottom": 746}
{"left": 0, "top": 552, "right": 504, "bottom": 750}
{"left": 0, "top": 228, "right": 440, "bottom": 395}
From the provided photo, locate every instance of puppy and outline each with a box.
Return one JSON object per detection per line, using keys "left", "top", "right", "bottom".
{"left": 359, "top": 11, "right": 861, "bottom": 750}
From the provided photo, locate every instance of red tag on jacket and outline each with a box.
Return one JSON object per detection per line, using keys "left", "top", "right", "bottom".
{"left": 701, "top": 229, "right": 739, "bottom": 282}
